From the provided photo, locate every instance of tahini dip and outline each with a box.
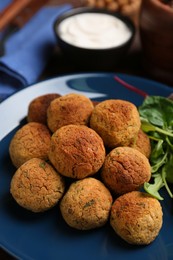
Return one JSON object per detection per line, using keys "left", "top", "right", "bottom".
{"left": 57, "top": 13, "right": 132, "bottom": 49}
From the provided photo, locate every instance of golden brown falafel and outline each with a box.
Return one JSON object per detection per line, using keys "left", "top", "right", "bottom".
{"left": 110, "top": 191, "right": 163, "bottom": 245}
{"left": 60, "top": 177, "right": 113, "bottom": 230}
{"left": 9, "top": 122, "right": 51, "bottom": 168}
{"left": 90, "top": 99, "right": 141, "bottom": 148}
{"left": 133, "top": 128, "right": 151, "bottom": 158}
{"left": 101, "top": 146, "right": 151, "bottom": 195}
{"left": 27, "top": 93, "right": 61, "bottom": 125}
{"left": 10, "top": 158, "right": 65, "bottom": 212}
{"left": 47, "top": 93, "right": 94, "bottom": 132}
{"left": 48, "top": 124, "right": 105, "bottom": 179}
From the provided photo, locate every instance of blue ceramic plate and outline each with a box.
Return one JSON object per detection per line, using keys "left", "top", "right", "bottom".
{"left": 0, "top": 73, "right": 173, "bottom": 260}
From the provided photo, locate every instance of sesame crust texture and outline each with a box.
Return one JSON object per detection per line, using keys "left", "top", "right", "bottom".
{"left": 110, "top": 191, "right": 163, "bottom": 245}
{"left": 9, "top": 122, "right": 51, "bottom": 168}
{"left": 60, "top": 177, "right": 113, "bottom": 230}
{"left": 47, "top": 93, "right": 94, "bottom": 132}
{"left": 101, "top": 146, "right": 151, "bottom": 195}
{"left": 48, "top": 124, "right": 106, "bottom": 179}
{"left": 10, "top": 158, "right": 65, "bottom": 212}
{"left": 90, "top": 99, "right": 141, "bottom": 148}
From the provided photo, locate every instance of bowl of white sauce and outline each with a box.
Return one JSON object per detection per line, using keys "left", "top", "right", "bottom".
{"left": 54, "top": 8, "right": 135, "bottom": 70}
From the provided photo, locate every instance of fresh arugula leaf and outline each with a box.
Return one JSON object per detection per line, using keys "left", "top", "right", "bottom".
{"left": 161, "top": 166, "right": 173, "bottom": 198}
{"left": 151, "top": 151, "right": 167, "bottom": 173}
{"left": 139, "top": 96, "right": 173, "bottom": 128}
{"left": 140, "top": 117, "right": 173, "bottom": 137}
{"left": 165, "top": 136, "right": 173, "bottom": 150}
{"left": 150, "top": 140, "right": 164, "bottom": 158}
{"left": 163, "top": 154, "right": 173, "bottom": 184}
{"left": 139, "top": 96, "right": 173, "bottom": 200}
{"left": 144, "top": 174, "right": 164, "bottom": 200}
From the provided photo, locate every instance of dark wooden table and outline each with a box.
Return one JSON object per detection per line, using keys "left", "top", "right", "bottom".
{"left": 0, "top": 1, "right": 172, "bottom": 260}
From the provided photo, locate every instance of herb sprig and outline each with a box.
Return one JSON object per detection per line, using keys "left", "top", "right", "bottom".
{"left": 139, "top": 96, "right": 173, "bottom": 200}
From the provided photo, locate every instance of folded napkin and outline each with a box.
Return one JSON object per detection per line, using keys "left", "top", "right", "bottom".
{"left": 0, "top": 2, "right": 72, "bottom": 102}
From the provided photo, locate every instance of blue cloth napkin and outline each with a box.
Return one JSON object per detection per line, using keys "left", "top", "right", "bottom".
{"left": 0, "top": 2, "right": 72, "bottom": 101}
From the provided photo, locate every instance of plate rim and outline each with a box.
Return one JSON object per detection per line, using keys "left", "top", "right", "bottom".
{"left": 0, "top": 72, "right": 173, "bottom": 142}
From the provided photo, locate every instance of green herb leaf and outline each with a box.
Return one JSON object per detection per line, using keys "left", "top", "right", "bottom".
{"left": 150, "top": 139, "right": 164, "bottom": 160}
{"left": 139, "top": 95, "right": 173, "bottom": 199}
{"left": 151, "top": 150, "right": 167, "bottom": 173}
{"left": 140, "top": 117, "right": 173, "bottom": 137}
{"left": 163, "top": 154, "right": 173, "bottom": 184}
{"left": 144, "top": 174, "right": 164, "bottom": 200}
{"left": 161, "top": 166, "right": 173, "bottom": 198}
{"left": 139, "top": 96, "right": 173, "bottom": 128}
{"left": 39, "top": 162, "right": 46, "bottom": 170}
{"left": 83, "top": 199, "right": 95, "bottom": 209}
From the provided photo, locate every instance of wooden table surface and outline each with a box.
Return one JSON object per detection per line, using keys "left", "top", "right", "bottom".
{"left": 0, "top": 1, "right": 172, "bottom": 259}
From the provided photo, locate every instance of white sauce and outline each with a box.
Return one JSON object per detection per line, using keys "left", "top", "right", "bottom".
{"left": 57, "top": 13, "right": 132, "bottom": 49}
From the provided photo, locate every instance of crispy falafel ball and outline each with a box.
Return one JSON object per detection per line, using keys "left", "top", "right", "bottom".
{"left": 101, "top": 147, "right": 151, "bottom": 195}
{"left": 133, "top": 128, "right": 151, "bottom": 158}
{"left": 47, "top": 93, "right": 94, "bottom": 133}
{"left": 110, "top": 191, "right": 163, "bottom": 245}
{"left": 9, "top": 122, "right": 51, "bottom": 168}
{"left": 60, "top": 177, "right": 113, "bottom": 230}
{"left": 90, "top": 99, "right": 141, "bottom": 148}
{"left": 48, "top": 124, "right": 105, "bottom": 179}
{"left": 10, "top": 158, "right": 65, "bottom": 212}
{"left": 27, "top": 93, "right": 61, "bottom": 125}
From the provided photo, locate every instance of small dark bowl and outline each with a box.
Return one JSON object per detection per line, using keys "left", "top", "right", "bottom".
{"left": 54, "top": 7, "right": 135, "bottom": 71}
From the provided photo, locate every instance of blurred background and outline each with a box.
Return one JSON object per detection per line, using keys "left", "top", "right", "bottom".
{"left": 43, "top": 0, "right": 143, "bottom": 80}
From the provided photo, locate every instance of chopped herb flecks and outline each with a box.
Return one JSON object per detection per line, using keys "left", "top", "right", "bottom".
{"left": 83, "top": 199, "right": 95, "bottom": 209}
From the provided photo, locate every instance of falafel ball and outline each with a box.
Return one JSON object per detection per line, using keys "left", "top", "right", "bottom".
{"left": 10, "top": 158, "right": 65, "bottom": 212}
{"left": 9, "top": 122, "right": 51, "bottom": 168}
{"left": 133, "top": 128, "right": 151, "bottom": 158}
{"left": 27, "top": 93, "right": 61, "bottom": 125}
{"left": 47, "top": 93, "right": 94, "bottom": 132}
{"left": 60, "top": 177, "right": 113, "bottom": 230}
{"left": 110, "top": 191, "right": 163, "bottom": 245}
{"left": 90, "top": 99, "right": 141, "bottom": 148}
{"left": 48, "top": 124, "right": 105, "bottom": 179}
{"left": 101, "top": 146, "right": 151, "bottom": 195}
